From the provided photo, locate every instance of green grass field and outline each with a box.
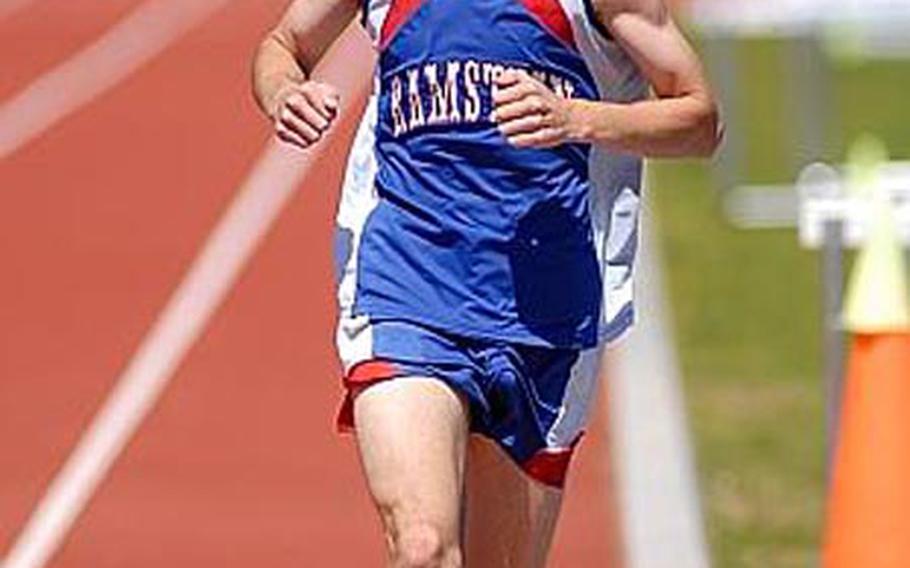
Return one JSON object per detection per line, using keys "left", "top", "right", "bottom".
{"left": 650, "top": 38, "right": 909, "bottom": 567}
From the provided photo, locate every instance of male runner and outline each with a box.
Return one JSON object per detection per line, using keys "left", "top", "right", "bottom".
{"left": 252, "top": 0, "right": 720, "bottom": 566}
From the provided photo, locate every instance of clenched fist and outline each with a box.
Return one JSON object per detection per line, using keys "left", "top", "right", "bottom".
{"left": 270, "top": 80, "right": 340, "bottom": 150}
{"left": 492, "top": 69, "right": 582, "bottom": 149}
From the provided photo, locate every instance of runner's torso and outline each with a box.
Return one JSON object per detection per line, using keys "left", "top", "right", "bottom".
{"left": 336, "top": 0, "right": 649, "bottom": 348}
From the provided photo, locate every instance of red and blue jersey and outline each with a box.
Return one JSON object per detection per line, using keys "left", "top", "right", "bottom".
{"left": 335, "top": 0, "right": 648, "bottom": 351}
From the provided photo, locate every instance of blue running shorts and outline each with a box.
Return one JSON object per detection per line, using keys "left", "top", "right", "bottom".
{"left": 336, "top": 319, "right": 603, "bottom": 488}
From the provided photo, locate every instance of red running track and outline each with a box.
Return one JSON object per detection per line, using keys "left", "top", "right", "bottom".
{"left": 0, "top": 1, "right": 620, "bottom": 565}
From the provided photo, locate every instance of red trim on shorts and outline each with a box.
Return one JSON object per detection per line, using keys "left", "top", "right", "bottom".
{"left": 521, "top": 434, "right": 584, "bottom": 488}
{"left": 518, "top": 0, "right": 576, "bottom": 49}
{"left": 345, "top": 359, "right": 400, "bottom": 387}
{"left": 380, "top": 0, "right": 426, "bottom": 49}
{"left": 336, "top": 359, "right": 402, "bottom": 433}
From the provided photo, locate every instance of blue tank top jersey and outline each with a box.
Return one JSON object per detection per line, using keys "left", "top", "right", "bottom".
{"left": 335, "top": 0, "right": 649, "bottom": 349}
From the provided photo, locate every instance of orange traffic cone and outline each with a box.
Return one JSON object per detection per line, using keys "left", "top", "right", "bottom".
{"left": 823, "top": 137, "right": 910, "bottom": 568}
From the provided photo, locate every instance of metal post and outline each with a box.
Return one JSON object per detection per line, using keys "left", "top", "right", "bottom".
{"left": 785, "top": 36, "right": 830, "bottom": 171}
{"left": 787, "top": 36, "right": 837, "bottom": 485}
{"left": 821, "top": 219, "right": 844, "bottom": 483}
{"left": 703, "top": 35, "right": 744, "bottom": 192}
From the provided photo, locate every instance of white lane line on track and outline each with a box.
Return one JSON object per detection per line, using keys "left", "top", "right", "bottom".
{"left": 0, "top": 0, "right": 233, "bottom": 160}
{"left": 608, "top": 193, "right": 711, "bottom": 568}
{"left": 1, "top": 29, "right": 371, "bottom": 568}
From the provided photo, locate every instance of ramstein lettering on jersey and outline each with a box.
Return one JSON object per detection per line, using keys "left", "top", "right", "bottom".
{"left": 388, "top": 59, "right": 578, "bottom": 137}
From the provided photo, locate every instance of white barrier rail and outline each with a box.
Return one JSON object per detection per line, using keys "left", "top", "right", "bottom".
{"left": 723, "top": 161, "right": 910, "bottom": 248}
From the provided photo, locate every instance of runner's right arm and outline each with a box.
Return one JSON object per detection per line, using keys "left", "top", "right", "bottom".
{"left": 252, "top": 0, "right": 359, "bottom": 150}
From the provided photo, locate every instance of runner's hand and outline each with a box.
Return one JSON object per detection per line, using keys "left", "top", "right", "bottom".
{"left": 270, "top": 80, "right": 340, "bottom": 150}
{"left": 492, "top": 69, "right": 578, "bottom": 149}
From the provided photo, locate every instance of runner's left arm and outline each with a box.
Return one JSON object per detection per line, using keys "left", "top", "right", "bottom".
{"left": 492, "top": 0, "right": 722, "bottom": 158}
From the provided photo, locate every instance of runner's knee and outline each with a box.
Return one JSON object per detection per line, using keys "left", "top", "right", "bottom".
{"left": 387, "top": 518, "right": 462, "bottom": 568}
